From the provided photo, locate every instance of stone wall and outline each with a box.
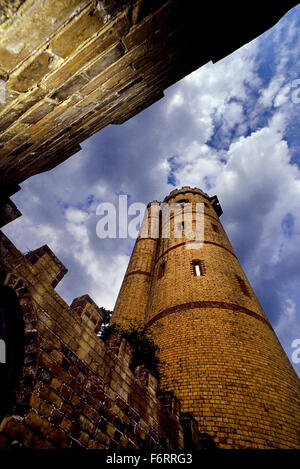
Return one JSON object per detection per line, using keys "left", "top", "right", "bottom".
{"left": 0, "top": 231, "right": 187, "bottom": 449}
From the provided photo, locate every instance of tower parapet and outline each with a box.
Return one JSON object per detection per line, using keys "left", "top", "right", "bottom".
{"left": 163, "top": 186, "right": 210, "bottom": 202}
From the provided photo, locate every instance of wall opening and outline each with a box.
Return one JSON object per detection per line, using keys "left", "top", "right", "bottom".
{"left": 0, "top": 285, "right": 25, "bottom": 421}
{"left": 192, "top": 260, "right": 205, "bottom": 277}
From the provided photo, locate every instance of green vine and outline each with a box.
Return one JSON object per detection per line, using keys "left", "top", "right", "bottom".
{"left": 101, "top": 322, "right": 161, "bottom": 379}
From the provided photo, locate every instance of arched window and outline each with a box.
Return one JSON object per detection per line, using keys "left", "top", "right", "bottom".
{"left": 0, "top": 338, "right": 5, "bottom": 364}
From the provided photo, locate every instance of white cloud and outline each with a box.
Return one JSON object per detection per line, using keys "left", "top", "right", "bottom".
{"left": 276, "top": 298, "right": 297, "bottom": 336}
{"left": 65, "top": 207, "right": 89, "bottom": 224}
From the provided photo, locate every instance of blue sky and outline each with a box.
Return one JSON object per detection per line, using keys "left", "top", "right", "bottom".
{"left": 3, "top": 5, "right": 300, "bottom": 376}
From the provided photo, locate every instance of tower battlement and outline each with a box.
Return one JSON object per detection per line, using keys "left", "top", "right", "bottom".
{"left": 163, "top": 186, "right": 210, "bottom": 202}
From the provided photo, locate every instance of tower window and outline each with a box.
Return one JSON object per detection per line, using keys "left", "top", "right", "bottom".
{"left": 235, "top": 275, "right": 250, "bottom": 297}
{"left": 158, "top": 262, "right": 165, "bottom": 279}
{"left": 211, "top": 223, "right": 219, "bottom": 233}
{"left": 191, "top": 260, "right": 205, "bottom": 277}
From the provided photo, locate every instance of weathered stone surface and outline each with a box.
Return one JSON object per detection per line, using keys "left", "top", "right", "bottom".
{"left": 84, "top": 43, "right": 125, "bottom": 79}
{"left": 50, "top": 6, "right": 105, "bottom": 59}
{"left": 21, "top": 101, "right": 56, "bottom": 124}
{"left": 43, "top": 10, "right": 130, "bottom": 90}
{"left": 51, "top": 74, "right": 89, "bottom": 102}
{"left": 0, "top": 0, "right": 87, "bottom": 71}
{"left": 0, "top": 0, "right": 26, "bottom": 26}
{"left": 7, "top": 52, "right": 54, "bottom": 92}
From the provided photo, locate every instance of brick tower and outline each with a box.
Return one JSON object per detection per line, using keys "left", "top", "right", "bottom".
{"left": 112, "top": 186, "right": 300, "bottom": 449}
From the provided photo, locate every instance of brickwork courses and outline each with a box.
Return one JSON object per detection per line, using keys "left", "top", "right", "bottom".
{"left": 112, "top": 186, "right": 300, "bottom": 449}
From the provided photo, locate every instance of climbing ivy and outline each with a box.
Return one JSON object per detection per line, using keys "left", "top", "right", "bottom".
{"left": 101, "top": 322, "right": 161, "bottom": 379}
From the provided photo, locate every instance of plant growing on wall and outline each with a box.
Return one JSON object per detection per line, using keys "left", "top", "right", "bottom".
{"left": 101, "top": 321, "right": 161, "bottom": 379}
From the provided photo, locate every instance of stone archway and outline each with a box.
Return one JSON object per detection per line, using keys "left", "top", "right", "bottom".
{"left": 0, "top": 271, "right": 39, "bottom": 421}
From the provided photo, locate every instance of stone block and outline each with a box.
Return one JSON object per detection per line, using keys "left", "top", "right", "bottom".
{"left": 44, "top": 11, "right": 130, "bottom": 90}
{"left": 123, "top": 4, "right": 167, "bottom": 50}
{"left": 25, "top": 410, "right": 52, "bottom": 436}
{"left": 39, "top": 384, "right": 63, "bottom": 409}
{"left": 85, "top": 43, "right": 124, "bottom": 79}
{"left": 48, "top": 427, "right": 69, "bottom": 448}
{"left": 0, "top": 0, "right": 87, "bottom": 71}
{"left": 4, "top": 419, "right": 33, "bottom": 445}
{"left": 7, "top": 52, "right": 54, "bottom": 92}
{"left": 50, "top": 7, "right": 105, "bottom": 58}
{"left": 51, "top": 74, "right": 89, "bottom": 102}
{"left": 21, "top": 101, "right": 56, "bottom": 124}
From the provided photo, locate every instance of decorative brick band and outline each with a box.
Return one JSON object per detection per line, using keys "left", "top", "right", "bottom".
{"left": 125, "top": 270, "right": 151, "bottom": 278}
{"left": 145, "top": 301, "right": 273, "bottom": 331}
{"left": 155, "top": 240, "right": 237, "bottom": 266}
